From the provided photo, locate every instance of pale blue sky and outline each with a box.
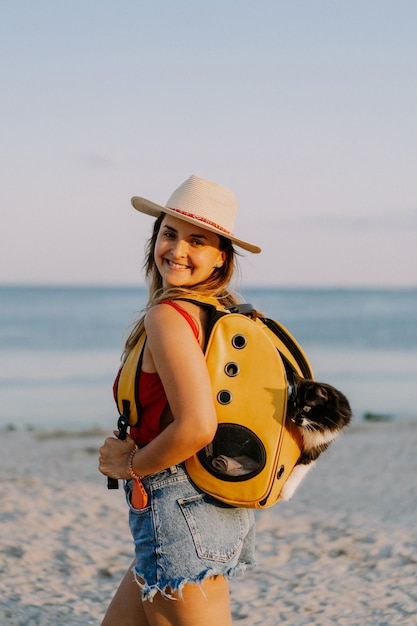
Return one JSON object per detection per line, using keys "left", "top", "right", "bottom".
{"left": 1, "top": 0, "right": 416, "bottom": 287}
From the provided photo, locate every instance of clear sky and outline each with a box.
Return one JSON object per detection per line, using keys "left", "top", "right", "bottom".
{"left": 1, "top": 0, "right": 416, "bottom": 287}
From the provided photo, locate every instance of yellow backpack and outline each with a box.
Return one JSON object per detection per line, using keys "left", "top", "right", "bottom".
{"left": 116, "top": 296, "right": 313, "bottom": 509}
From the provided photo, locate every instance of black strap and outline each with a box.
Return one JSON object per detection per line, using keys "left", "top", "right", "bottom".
{"left": 261, "top": 316, "right": 313, "bottom": 378}
{"left": 107, "top": 400, "right": 131, "bottom": 490}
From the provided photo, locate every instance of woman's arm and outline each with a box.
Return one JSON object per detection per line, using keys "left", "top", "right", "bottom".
{"left": 99, "top": 303, "right": 217, "bottom": 480}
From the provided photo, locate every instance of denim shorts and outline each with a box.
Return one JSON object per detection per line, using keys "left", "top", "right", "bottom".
{"left": 124, "top": 463, "right": 256, "bottom": 601}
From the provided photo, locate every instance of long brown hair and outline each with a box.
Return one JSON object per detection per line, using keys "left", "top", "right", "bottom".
{"left": 123, "top": 213, "right": 241, "bottom": 357}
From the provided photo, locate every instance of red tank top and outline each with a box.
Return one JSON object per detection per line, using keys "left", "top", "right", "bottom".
{"left": 113, "top": 301, "right": 200, "bottom": 446}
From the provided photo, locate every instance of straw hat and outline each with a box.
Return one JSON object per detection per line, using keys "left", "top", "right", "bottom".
{"left": 131, "top": 175, "right": 261, "bottom": 253}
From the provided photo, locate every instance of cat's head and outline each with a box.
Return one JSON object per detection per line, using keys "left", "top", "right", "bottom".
{"left": 288, "top": 378, "right": 352, "bottom": 433}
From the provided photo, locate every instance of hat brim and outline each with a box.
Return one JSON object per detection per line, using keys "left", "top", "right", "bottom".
{"left": 131, "top": 196, "right": 261, "bottom": 254}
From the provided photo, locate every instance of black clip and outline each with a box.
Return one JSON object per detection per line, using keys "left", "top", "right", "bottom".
{"left": 107, "top": 401, "right": 130, "bottom": 490}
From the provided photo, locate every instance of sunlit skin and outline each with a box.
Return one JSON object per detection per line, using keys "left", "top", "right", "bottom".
{"left": 154, "top": 215, "right": 226, "bottom": 289}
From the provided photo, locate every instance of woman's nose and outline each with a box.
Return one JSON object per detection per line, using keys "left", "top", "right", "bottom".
{"left": 171, "top": 239, "right": 187, "bottom": 258}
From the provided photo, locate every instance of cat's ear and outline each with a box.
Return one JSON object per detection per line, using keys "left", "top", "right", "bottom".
{"left": 315, "top": 385, "right": 329, "bottom": 402}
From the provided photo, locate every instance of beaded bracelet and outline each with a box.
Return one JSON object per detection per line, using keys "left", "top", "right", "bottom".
{"left": 128, "top": 447, "right": 143, "bottom": 481}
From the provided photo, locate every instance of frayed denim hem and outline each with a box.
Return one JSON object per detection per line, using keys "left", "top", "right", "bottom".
{"left": 132, "top": 561, "right": 252, "bottom": 603}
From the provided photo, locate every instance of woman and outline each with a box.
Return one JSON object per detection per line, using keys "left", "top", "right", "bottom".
{"left": 99, "top": 175, "right": 261, "bottom": 625}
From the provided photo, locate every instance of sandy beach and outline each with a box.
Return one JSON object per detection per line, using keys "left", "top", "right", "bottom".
{"left": 1, "top": 420, "right": 416, "bottom": 625}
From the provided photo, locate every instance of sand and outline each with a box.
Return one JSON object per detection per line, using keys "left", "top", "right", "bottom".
{"left": 1, "top": 420, "right": 416, "bottom": 625}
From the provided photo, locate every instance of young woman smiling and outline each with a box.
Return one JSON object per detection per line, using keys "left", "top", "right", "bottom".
{"left": 99, "top": 175, "right": 261, "bottom": 626}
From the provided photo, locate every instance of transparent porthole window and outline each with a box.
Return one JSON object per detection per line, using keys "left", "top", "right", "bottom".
{"left": 197, "top": 423, "right": 266, "bottom": 482}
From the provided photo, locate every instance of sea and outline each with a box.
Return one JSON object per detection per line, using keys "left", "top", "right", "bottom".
{"left": 1, "top": 285, "right": 416, "bottom": 431}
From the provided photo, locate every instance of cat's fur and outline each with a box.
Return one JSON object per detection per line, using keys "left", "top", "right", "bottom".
{"left": 280, "top": 370, "right": 352, "bottom": 501}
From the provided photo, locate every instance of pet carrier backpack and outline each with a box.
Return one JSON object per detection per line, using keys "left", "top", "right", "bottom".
{"left": 115, "top": 296, "right": 313, "bottom": 508}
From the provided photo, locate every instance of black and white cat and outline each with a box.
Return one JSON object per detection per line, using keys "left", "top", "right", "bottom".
{"left": 280, "top": 372, "right": 352, "bottom": 501}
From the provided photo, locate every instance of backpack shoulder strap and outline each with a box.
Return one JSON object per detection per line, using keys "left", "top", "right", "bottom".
{"left": 115, "top": 332, "right": 146, "bottom": 426}
{"left": 174, "top": 295, "right": 230, "bottom": 342}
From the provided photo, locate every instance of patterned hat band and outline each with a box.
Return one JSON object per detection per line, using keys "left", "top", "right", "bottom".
{"left": 166, "top": 207, "right": 233, "bottom": 237}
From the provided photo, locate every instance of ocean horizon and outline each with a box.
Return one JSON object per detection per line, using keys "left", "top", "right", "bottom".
{"left": 1, "top": 284, "right": 416, "bottom": 431}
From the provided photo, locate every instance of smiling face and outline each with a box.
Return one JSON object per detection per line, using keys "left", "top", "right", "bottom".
{"left": 154, "top": 215, "right": 226, "bottom": 289}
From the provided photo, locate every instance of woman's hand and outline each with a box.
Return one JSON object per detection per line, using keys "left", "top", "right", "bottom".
{"left": 98, "top": 433, "right": 137, "bottom": 480}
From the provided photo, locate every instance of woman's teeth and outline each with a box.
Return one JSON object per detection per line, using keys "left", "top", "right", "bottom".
{"left": 168, "top": 260, "right": 189, "bottom": 270}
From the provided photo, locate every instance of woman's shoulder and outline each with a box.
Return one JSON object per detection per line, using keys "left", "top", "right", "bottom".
{"left": 144, "top": 299, "right": 200, "bottom": 327}
{"left": 144, "top": 299, "right": 210, "bottom": 345}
